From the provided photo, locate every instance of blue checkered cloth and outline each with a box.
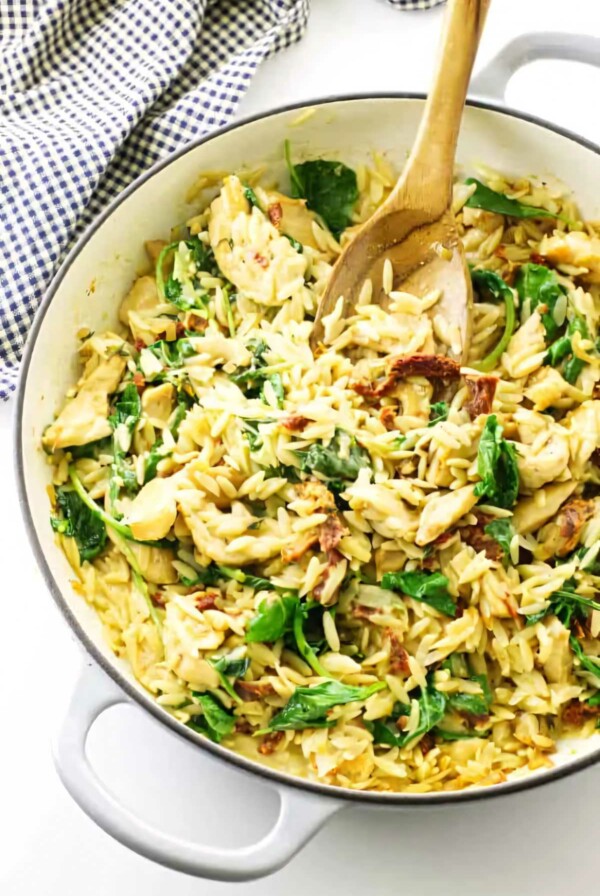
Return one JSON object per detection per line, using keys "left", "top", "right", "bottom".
{"left": 0, "top": 0, "right": 443, "bottom": 399}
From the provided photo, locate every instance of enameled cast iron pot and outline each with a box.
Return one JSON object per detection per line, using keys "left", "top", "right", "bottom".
{"left": 15, "top": 33, "right": 600, "bottom": 882}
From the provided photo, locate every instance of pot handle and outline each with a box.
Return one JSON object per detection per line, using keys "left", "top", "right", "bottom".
{"left": 53, "top": 663, "right": 343, "bottom": 882}
{"left": 471, "top": 32, "right": 600, "bottom": 101}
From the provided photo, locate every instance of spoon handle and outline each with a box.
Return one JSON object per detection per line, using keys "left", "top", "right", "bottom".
{"left": 390, "top": 0, "right": 491, "bottom": 215}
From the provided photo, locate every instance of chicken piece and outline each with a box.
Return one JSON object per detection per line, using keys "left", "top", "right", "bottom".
{"left": 539, "top": 230, "right": 600, "bottom": 283}
{"left": 524, "top": 367, "right": 585, "bottom": 412}
{"left": 145, "top": 239, "right": 168, "bottom": 265}
{"left": 128, "top": 311, "right": 177, "bottom": 347}
{"left": 119, "top": 276, "right": 160, "bottom": 326}
{"left": 43, "top": 354, "right": 126, "bottom": 449}
{"left": 163, "top": 599, "right": 222, "bottom": 687}
{"left": 141, "top": 383, "right": 175, "bottom": 426}
{"left": 208, "top": 176, "right": 307, "bottom": 305}
{"left": 542, "top": 617, "right": 573, "bottom": 684}
{"left": 564, "top": 400, "right": 600, "bottom": 476}
{"left": 126, "top": 478, "right": 178, "bottom": 542}
{"left": 512, "top": 481, "right": 577, "bottom": 534}
{"left": 415, "top": 484, "right": 478, "bottom": 546}
{"left": 536, "top": 497, "right": 595, "bottom": 560}
{"left": 516, "top": 432, "right": 570, "bottom": 490}
{"left": 502, "top": 311, "right": 546, "bottom": 379}
{"left": 127, "top": 542, "right": 178, "bottom": 584}
{"left": 263, "top": 190, "right": 320, "bottom": 250}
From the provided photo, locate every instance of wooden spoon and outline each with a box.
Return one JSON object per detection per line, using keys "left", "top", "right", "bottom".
{"left": 311, "top": 0, "right": 491, "bottom": 361}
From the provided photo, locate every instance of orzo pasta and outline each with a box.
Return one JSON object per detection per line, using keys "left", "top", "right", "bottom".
{"left": 43, "top": 148, "right": 600, "bottom": 793}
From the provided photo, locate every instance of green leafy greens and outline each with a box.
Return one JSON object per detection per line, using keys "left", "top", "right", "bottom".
{"left": 108, "top": 383, "right": 141, "bottom": 513}
{"left": 188, "top": 693, "right": 236, "bottom": 743}
{"left": 465, "top": 178, "right": 569, "bottom": 222}
{"left": 446, "top": 674, "right": 493, "bottom": 718}
{"left": 470, "top": 269, "right": 516, "bottom": 372}
{"left": 381, "top": 569, "right": 456, "bottom": 617}
{"left": 484, "top": 518, "right": 515, "bottom": 566}
{"left": 209, "top": 654, "right": 250, "bottom": 703}
{"left": 230, "top": 339, "right": 284, "bottom": 408}
{"left": 525, "top": 579, "right": 600, "bottom": 628}
{"left": 515, "top": 263, "right": 567, "bottom": 343}
{"left": 284, "top": 140, "right": 358, "bottom": 236}
{"left": 266, "top": 680, "right": 385, "bottom": 732}
{"left": 365, "top": 685, "right": 446, "bottom": 748}
{"left": 428, "top": 401, "right": 449, "bottom": 426}
{"left": 296, "top": 428, "right": 370, "bottom": 487}
{"left": 51, "top": 487, "right": 107, "bottom": 562}
{"left": 156, "top": 236, "right": 219, "bottom": 309}
{"left": 474, "top": 415, "right": 519, "bottom": 509}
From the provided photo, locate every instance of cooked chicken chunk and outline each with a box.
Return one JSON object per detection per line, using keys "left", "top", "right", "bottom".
{"left": 536, "top": 497, "right": 595, "bottom": 560}
{"left": 539, "top": 230, "right": 600, "bottom": 283}
{"left": 262, "top": 190, "right": 320, "bottom": 249}
{"left": 142, "top": 383, "right": 175, "bottom": 427}
{"left": 415, "top": 484, "right": 478, "bottom": 546}
{"left": 516, "top": 432, "right": 570, "bottom": 490}
{"left": 119, "top": 275, "right": 160, "bottom": 326}
{"left": 512, "top": 481, "right": 577, "bottom": 534}
{"left": 208, "top": 176, "right": 307, "bottom": 305}
{"left": 127, "top": 542, "right": 178, "bottom": 584}
{"left": 542, "top": 617, "right": 573, "bottom": 684}
{"left": 43, "top": 354, "right": 126, "bottom": 449}
{"left": 126, "top": 477, "right": 178, "bottom": 541}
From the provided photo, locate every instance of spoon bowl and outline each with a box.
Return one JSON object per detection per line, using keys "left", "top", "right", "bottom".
{"left": 311, "top": 0, "right": 490, "bottom": 361}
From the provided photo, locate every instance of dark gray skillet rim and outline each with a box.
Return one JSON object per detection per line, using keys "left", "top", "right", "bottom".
{"left": 15, "top": 92, "right": 600, "bottom": 808}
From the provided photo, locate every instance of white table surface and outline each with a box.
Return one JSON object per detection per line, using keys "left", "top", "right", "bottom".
{"left": 2, "top": 1, "right": 599, "bottom": 893}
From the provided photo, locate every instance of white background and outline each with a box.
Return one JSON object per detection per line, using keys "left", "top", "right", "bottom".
{"left": 2, "top": 0, "right": 600, "bottom": 893}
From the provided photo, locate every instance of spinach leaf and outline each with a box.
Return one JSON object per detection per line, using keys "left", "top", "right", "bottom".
{"left": 470, "top": 269, "right": 516, "bottom": 372}
{"left": 230, "top": 340, "right": 284, "bottom": 406}
{"left": 241, "top": 418, "right": 274, "bottom": 452}
{"left": 51, "top": 487, "right": 107, "bottom": 562}
{"left": 180, "top": 563, "right": 279, "bottom": 592}
{"left": 292, "top": 601, "right": 330, "bottom": 678}
{"left": 474, "top": 415, "right": 519, "bottom": 509}
{"left": 264, "top": 373, "right": 285, "bottom": 408}
{"left": 296, "top": 428, "right": 369, "bottom": 483}
{"left": 109, "top": 382, "right": 141, "bottom": 433}
{"left": 264, "top": 463, "right": 301, "bottom": 483}
{"left": 447, "top": 674, "right": 493, "bottom": 718}
{"left": 465, "top": 178, "right": 568, "bottom": 222}
{"left": 188, "top": 693, "right": 236, "bottom": 743}
{"left": 381, "top": 569, "right": 456, "bottom": 617}
{"left": 246, "top": 595, "right": 299, "bottom": 642}
{"left": 146, "top": 338, "right": 197, "bottom": 370}
{"left": 267, "top": 679, "right": 385, "bottom": 732}
{"left": 525, "top": 580, "right": 600, "bottom": 627}
{"left": 284, "top": 140, "right": 358, "bottom": 236}
{"left": 69, "top": 436, "right": 112, "bottom": 460}
{"left": 546, "top": 315, "right": 590, "bottom": 385}
{"left": 143, "top": 440, "right": 165, "bottom": 483}
{"left": 144, "top": 392, "right": 195, "bottom": 483}
{"left": 428, "top": 401, "right": 449, "bottom": 426}
{"left": 515, "top": 263, "right": 567, "bottom": 343}
{"left": 284, "top": 233, "right": 303, "bottom": 253}
{"left": 366, "top": 685, "right": 446, "bottom": 748}
{"left": 108, "top": 384, "right": 141, "bottom": 512}
{"left": 209, "top": 654, "right": 250, "bottom": 704}
{"left": 243, "top": 185, "right": 262, "bottom": 209}
{"left": 188, "top": 236, "right": 220, "bottom": 276}
{"left": 570, "top": 636, "right": 600, "bottom": 681}
{"left": 484, "top": 518, "right": 515, "bottom": 565}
